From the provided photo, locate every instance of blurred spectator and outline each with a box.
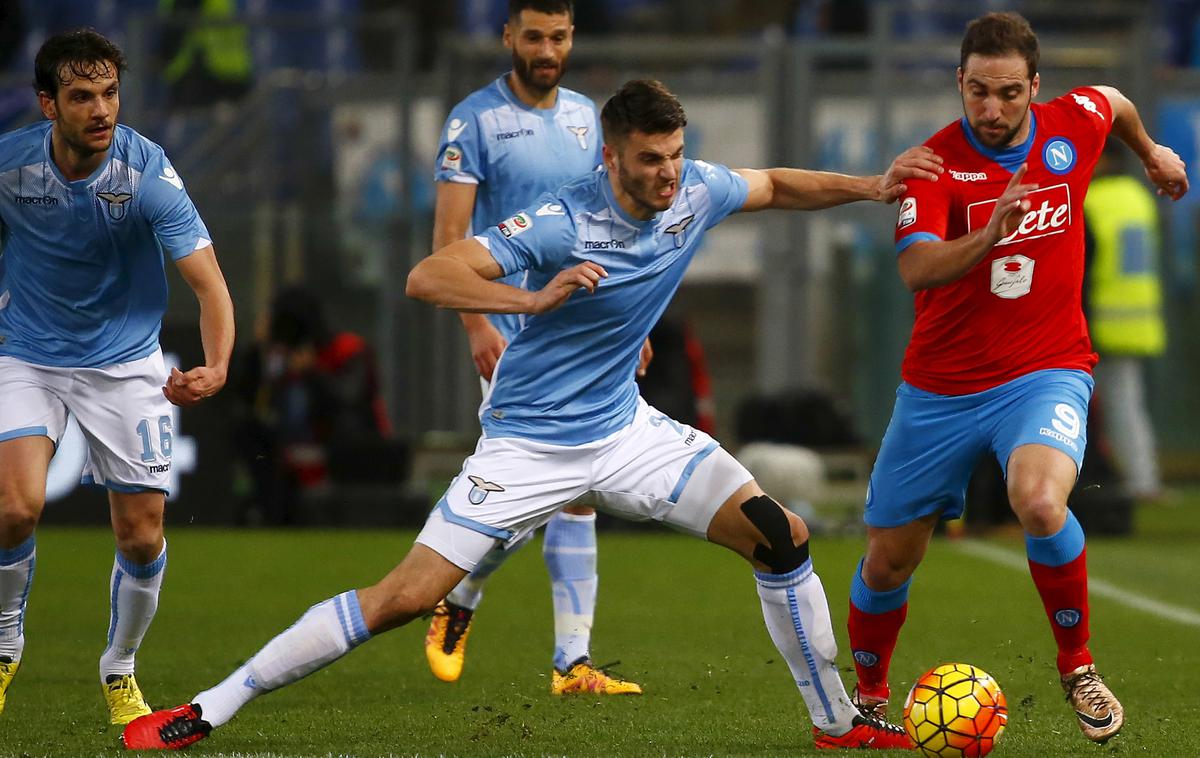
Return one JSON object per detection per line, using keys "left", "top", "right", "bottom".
{"left": 232, "top": 286, "right": 391, "bottom": 524}
{"left": 159, "top": 0, "right": 252, "bottom": 109}
{"left": 1084, "top": 145, "right": 1167, "bottom": 501}
{"left": 0, "top": 1, "right": 23, "bottom": 69}
{"left": 246, "top": 0, "right": 361, "bottom": 75}
{"left": 636, "top": 313, "right": 715, "bottom": 433}
{"left": 1163, "top": 0, "right": 1200, "bottom": 67}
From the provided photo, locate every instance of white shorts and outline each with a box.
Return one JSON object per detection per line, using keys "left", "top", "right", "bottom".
{"left": 416, "top": 399, "right": 753, "bottom": 570}
{"left": 0, "top": 350, "right": 174, "bottom": 494}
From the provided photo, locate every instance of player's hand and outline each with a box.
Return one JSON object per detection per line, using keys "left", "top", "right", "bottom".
{"left": 1143, "top": 143, "right": 1189, "bottom": 201}
{"left": 531, "top": 261, "right": 608, "bottom": 314}
{"left": 465, "top": 319, "right": 507, "bottom": 381}
{"left": 637, "top": 337, "right": 654, "bottom": 377}
{"left": 985, "top": 163, "right": 1039, "bottom": 243}
{"left": 879, "top": 146, "right": 944, "bottom": 202}
{"left": 162, "top": 366, "right": 226, "bottom": 407}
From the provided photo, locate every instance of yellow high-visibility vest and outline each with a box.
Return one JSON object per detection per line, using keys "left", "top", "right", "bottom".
{"left": 1084, "top": 175, "right": 1165, "bottom": 356}
{"left": 161, "top": 0, "right": 251, "bottom": 84}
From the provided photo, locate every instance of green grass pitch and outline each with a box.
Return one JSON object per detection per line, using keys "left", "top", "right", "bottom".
{"left": 4, "top": 492, "right": 1197, "bottom": 757}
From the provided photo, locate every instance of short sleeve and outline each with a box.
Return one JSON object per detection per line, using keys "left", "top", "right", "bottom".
{"left": 894, "top": 175, "right": 952, "bottom": 254}
{"left": 1055, "top": 87, "right": 1115, "bottom": 168}
{"left": 138, "top": 150, "right": 211, "bottom": 261}
{"left": 434, "top": 102, "right": 485, "bottom": 185}
{"left": 1059, "top": 87, "right": 1114, "bottom": 140}
{"left": 477, "top": 194, "right": 576, "bottom": 275}
{"left": 692, "top": 160, "right": 749, "bottom": 228}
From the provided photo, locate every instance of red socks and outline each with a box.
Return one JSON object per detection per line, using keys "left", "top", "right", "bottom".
{"left": 1028, "top": 549, "right": 1093, "bottom": 675}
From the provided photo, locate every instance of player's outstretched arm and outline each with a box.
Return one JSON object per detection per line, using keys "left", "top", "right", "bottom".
{"left": 409, "top": 238, "right": 606, "bottom": 315}
{"left": 166, "top": 245, "right": 235, "bottom": 406}
{"left": 898, "top": 164, "right": 1038, "bottom": 292}
{"left": 408, "top": 238, "right": 531, "bottom": 312}
{"left": 432, "top": 181, "right": 507, "bottom": 379}
{"left": 1094, "top": 85, "right": 1189, "bottom": 200}
{"left": 736, "top": 146, "right": 943, "bottom": 212}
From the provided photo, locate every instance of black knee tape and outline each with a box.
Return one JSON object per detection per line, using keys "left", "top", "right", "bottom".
{"left": 741, "top": 495, "right": 810, "bottom": 574}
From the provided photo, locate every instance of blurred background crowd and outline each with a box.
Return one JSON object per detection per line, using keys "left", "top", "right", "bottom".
{"left": 10, "top": 0, "right": 1200, "bottom": 536}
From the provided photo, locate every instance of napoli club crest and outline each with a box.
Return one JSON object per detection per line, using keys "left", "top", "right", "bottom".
{"left": 1043, "top": 138, "right": 1077, "bottom": 175}
{"left": 1054, "top": 608, "right": 1082, "bottom": 628}
{"left": 467, "top": 475, "right": 505, "bottom": 505}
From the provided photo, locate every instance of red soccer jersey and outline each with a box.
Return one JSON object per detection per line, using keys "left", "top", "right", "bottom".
{"left": 893, "top": 87, "right": 1114, "bottom": 395}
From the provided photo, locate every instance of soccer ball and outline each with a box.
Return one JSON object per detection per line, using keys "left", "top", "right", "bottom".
{"left": 903, "top": 663, "right": 1008, "bottom": 757}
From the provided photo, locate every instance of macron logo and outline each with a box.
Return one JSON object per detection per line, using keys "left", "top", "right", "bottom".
{"left": 535, "top": 202, "right": 564, "bottom": 217}
{"left": 159, "top": 166, "right": 184, "bottom": 190}
{"left": 447, "top": 118, "right": 466, "bottom": 141}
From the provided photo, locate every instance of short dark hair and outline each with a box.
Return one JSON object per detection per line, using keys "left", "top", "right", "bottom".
{"left": 601, "top": 79, "right": 687, "bottom": 145}
{"left": 508, "top": 0, "right": 573, "bottom": 22}
{"left": 34, "top": 28, "right": 126, "bottom": 98}
{"left": 960, "top": 12, "right": 1039, "bottom": 79}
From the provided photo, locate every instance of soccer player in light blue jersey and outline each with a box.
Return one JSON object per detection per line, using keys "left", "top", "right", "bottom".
{"left": 425, "top": 0, "right": 641, "bottom": 695}
{"left": 0, "top": 30, "right": 234, "bottom": 725}
{"left": 125, "top": 79, "right": 942, "bottom": 752}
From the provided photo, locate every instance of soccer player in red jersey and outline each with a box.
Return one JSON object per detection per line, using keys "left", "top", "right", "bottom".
{"left": 846, "top": 12, "right": 1187, "bottom": 745}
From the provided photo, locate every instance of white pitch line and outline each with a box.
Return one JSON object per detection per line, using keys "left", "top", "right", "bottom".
{"left": 951, "top": 539, "right": 1200, "bottom": 628}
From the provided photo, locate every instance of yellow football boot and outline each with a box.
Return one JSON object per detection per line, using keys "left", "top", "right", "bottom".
{"left": 424, "top": 601, "right": 474, "bottom": 682}
{"left": 551, "top": 659, "right": 643, "bottom": 695}
{"left": 0, "top": 658, "right": 18, "bottom": 716}
{"left": 103, "top": 673, "right": 152, "bottom": 725}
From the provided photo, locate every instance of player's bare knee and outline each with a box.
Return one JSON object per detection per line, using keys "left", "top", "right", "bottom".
{"left": 862, "top": 553, "right": 914, "bottom": 591}
{"left": 1009, "top": 487, "right": 1067, "bottom": 534}
{"left": 0, "top": 485, "right": 42, "bottom": 542}
{"left": 112, "top": 514, "right": 165, "bottom": 563}
{"left": 740, "top": 494, "right": 810, "bottom": 574}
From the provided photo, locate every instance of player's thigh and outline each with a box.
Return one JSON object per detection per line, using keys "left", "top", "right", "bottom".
{"left": 865, "top": 383, "right": 988, "bottom": 527}
{"left": 988, "top": 369, "right": 1092, "bottom": 481}
{"left": 588, "top": 401, "right": 753, "bottom": 539}
{"left": 68, "top": 350, "right": 174, "bottom": 494}
{"left": 0, "top": 357, "right": 69, "bottom": 514}
{"left": 415, "top": 434, "right": 594, "bottom": 569}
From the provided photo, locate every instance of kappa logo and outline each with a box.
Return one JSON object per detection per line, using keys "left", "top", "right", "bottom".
{"left": 967, "top": 183, "right": 1072, "bottom": 247}
{"left": 497, "top": 212, "right": 532, "bottom": 238}
{"left": 447, "top": 117, "right": 467, "bottom": 141}
{"left": 535, "top": 202, "right": 565, "bottom": 217}
{"left": 949, "top": 169, "right": 988, "bottom": 182}
{"left": 1070, "top": 92, "right": 1106, "bottom": 120}
{"left": 97, "top": 191, "right": 133, "bottom": 220}
{"left": 467, "top": 475, "right": 505, "bottom": 505}
{"left": 567, "top": 125, "right": 590, "bottom": 150}
{"left": 664, "top": 214, "right": 695, "bottom": 248}
{"left": 158, "top": 166, "right": 184, "bottom": 190}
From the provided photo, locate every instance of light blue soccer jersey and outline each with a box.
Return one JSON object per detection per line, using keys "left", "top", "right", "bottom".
{"left": 478, "top": 159, "right": 748, "bottom": 445}
{"left": 434, "top": 74, "right": 601, "bottom": 340}
{"left": 0, "top": 122, "right": 210, "bottom": 368}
